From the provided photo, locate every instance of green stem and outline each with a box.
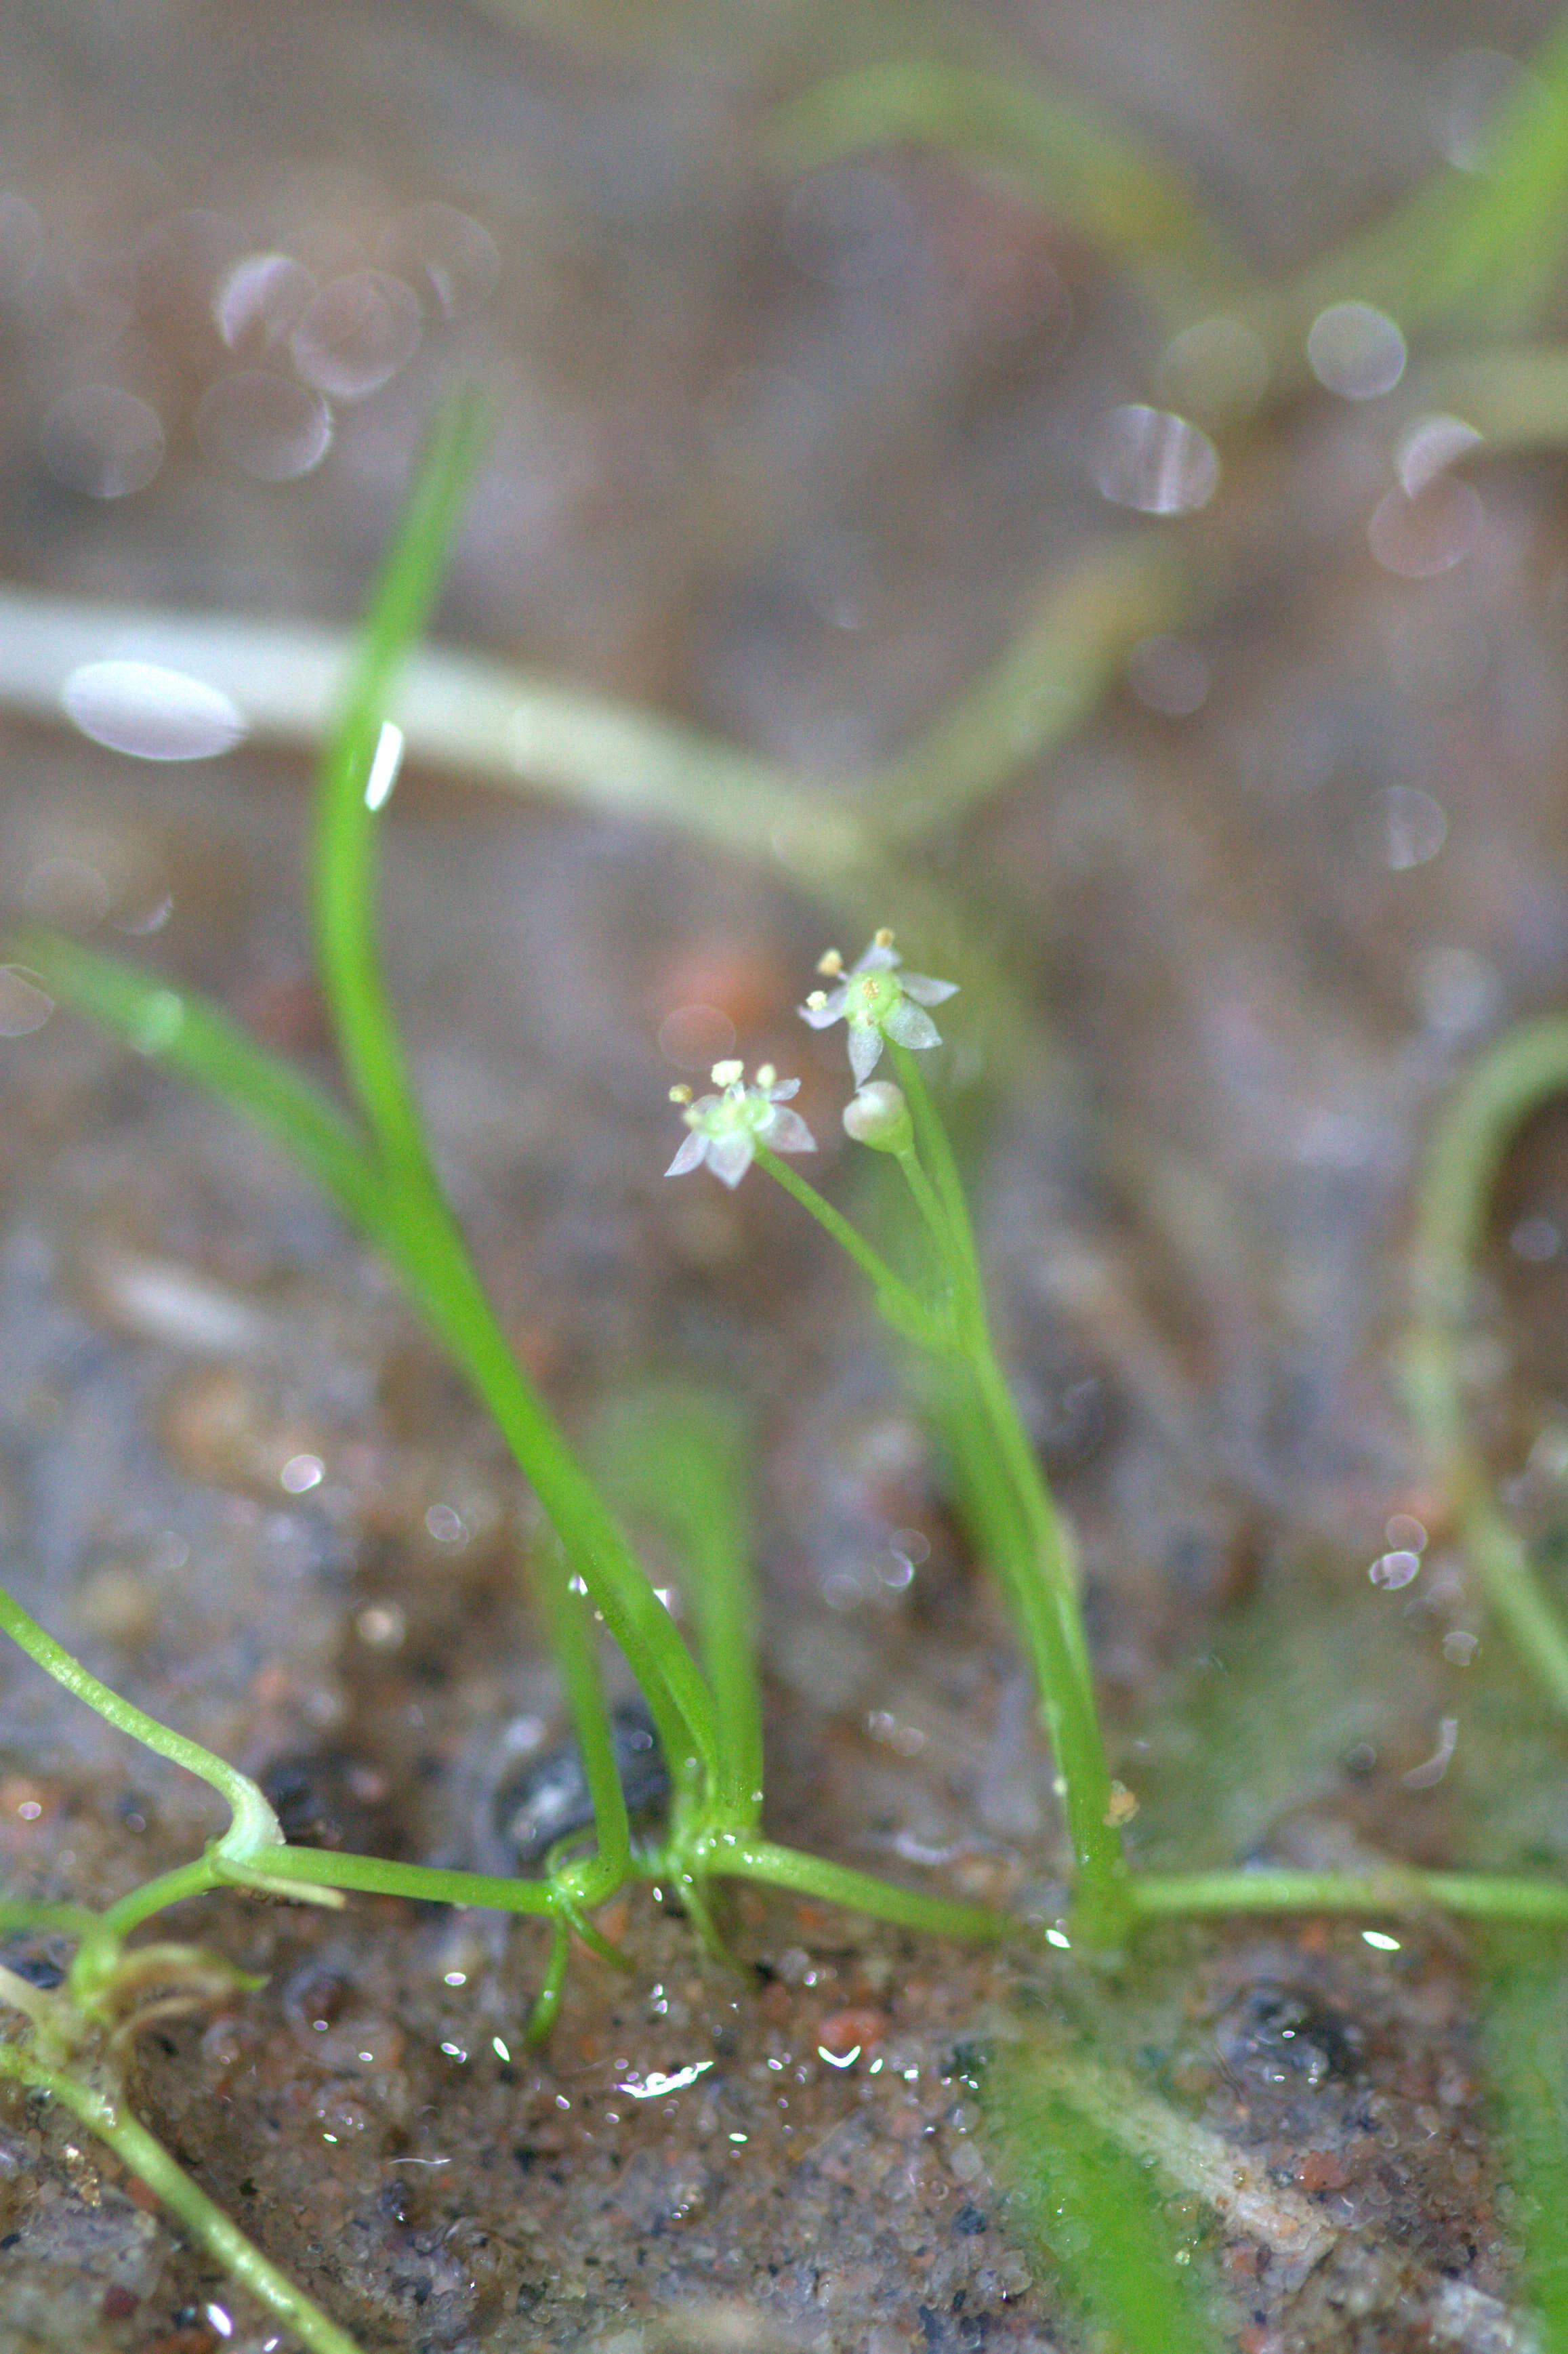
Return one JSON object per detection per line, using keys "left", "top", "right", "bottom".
{"left": 312, "top": 392, "right": 493, "bottom": 1187}
{"left": 712, "top": 1834, "right": 1009, "bottom": 1942}
{"left": 531, "top": 1539, "right": 633, "bottom": 1901}
{"left": 253, "top": 1845, "right": 558, "bottom": 1912}
{"left": 384, "top": 1190, "right": 720, "bottom": 1787}
{"left": 0, "top": 1586, "right": 283, "bottom": 1865}
{"left": 527, "top": 1920, "right": 572, "bottom": 2044}
{"left": 306, "top": 398, "right": 720, "bottom": 1792}
{"left": 888, "top": 1047, "right": 983, "bottom": 1294}
{"left": 0, "top": 2043, "right": 365, "bottom": 2354}
{"left": 894, "top": 1137, "right": 958, "bottom": 1271}
{"left": 1132, "top": 1869, "right": 1568, "bottom": 1924}
{"left": 1406, "top": 1015, "right": 1568, "bottom": 1714}
{"left": 751, "top": 1142, "right": 945, "bottom": 1346}
{"left": 886, "top": 1050, "right": 1121, "bottom": 1914}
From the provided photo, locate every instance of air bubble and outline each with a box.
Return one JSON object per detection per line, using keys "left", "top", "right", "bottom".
{"left": 1360, "top": 784, "right": 1448, "bottom": 872}
{"left": 657, "top": 1004, "right": 737, "bottom": 1071}
{"left": 1154, "top": 316, "right": 1268, "bottom": 425}
{"left": 40, "top": 386, "right": 164, "bottom": 497}
{"left": 1432, "top": 47, "right": 1536, "bottom": 173}
{"left": 1126, "top": 634, "right": 1210, "bottom": 715}
{"left": 1395, "top": 413, "right": 1483, "bottom": 496}
{"left": 383, "top": 203, "right": 500, "bottom": 318}
{"left": 62, "top": 661, "right": 248, "bottom": 762}
{"left": 291, "top": 271, "right": 421, "bottom": 399}
{"left": 21, "top": 855, "right": 110, "bottom": 928}
{"left": 1306, "top": 302, "right": 1406, "bottom": 400}
{"left": 0, "top": 968, "right": 54, "bottom": 1037}
{"left": 1367, "top": 478, "right": 1483, "bottom": 578}
{"left": 195, "top": 371, "right": 332, "bottom": 480}
{"left": 213, "top": 251, "right": 316, "bottom": 350}
{"left": 1091, "top": 405, "right": 1218, "bottom": 516}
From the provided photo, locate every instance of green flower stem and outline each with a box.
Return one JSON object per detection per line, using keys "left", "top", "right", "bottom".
{"left": 886, "top": 1049, "right": 1121, "bottom": 1918}
{"left": 1405, "top": 1015, "right": 1568, "bottom": 1715}
{"left": 888, "top": 1047, "right": 983, "bottom": 1298}
{"left": 892, "top": 1136, "right": 957, "bottom": 1272}
{"left": 751, "top": 1142, "right": 946, "bottom": 1347}
{"left": 1131, "top": 1869, "right": 1568, "bottom": 1925}
{"left": 711, "top": 1835, "right": 1010, "bottom": 1943}
{"left": 0, "top": 2042, "right": 365, "bottom": 2354}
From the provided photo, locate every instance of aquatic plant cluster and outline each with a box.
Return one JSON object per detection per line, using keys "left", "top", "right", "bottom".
{"left": 7, "top": 11, "right": 1568, "bottom": 2349}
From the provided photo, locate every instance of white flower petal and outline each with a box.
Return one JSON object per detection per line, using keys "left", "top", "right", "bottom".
{"left": 848, "top": 1023, "right": 885, "bottom": 1084}
{"left": 798, "top": 990, "right": 847, "bottom": 1030}
{"left": 764, "top": 1107, "right": 816, "bottom": 1154}
{"left": 765, "top": 1076, "right": 801, "bottom": 1101}
{"left": 883, "top": 999, "right": 941, "bottom": 1052}
{"left": 665, "top": 1131, "right": 709, "bottom": 1178}
{"left": 854, "top": 941, "right": 901, "bottom": 972}
{"left": 899, "top": 970, "right": 959, "bottom": 1006}
{"left": 706, "top": 1130, "right": 755, "bottom": 1187}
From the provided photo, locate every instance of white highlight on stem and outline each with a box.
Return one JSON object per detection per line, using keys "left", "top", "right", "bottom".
{"left": 363, "top": 718, "right": 405, "bottom": 810}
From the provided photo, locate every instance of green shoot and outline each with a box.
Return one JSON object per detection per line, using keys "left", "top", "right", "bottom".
{"left": 0, "top": 2036, "right": 365, "bottom": 2354}
{"left": 978, "top": 2038, "right": 1217, "bottom": 2354}
{"left": 594, "top": 1388, "right": 766, "bottom": 1827}
{"left": 1405, "top": 1016, "right": 1568, "bottom": 1716}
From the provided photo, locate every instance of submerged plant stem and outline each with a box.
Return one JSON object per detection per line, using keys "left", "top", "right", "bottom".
{"left": 1133, "top": 1868, "right": 1568, "bottom": 1925}
{"left": 1406, "top": 1015, "right": 1568, "bottom": 1716}
{"left": 0, "top": 2042, "right": 364, "bottom": 2354}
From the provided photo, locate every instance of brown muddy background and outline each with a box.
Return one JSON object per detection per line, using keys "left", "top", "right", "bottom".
{"left": 2, "top": 2, "right": 1568, "bottom": 2350}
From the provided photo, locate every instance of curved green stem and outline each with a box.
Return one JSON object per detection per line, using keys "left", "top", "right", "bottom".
{"left": 751, "top": 1141, "right": 947, "bottom": 1346}
{"left": 887, "top": 1048, "right": 1121, "bottom": 1916}
{"left": 1405, "top": 1016, "right": 1568, "bottom": 1714}
{"left": 0, "top": 1586, "right": 283, "bottom": 1865}
{"left": 0, "top": 2042, "right": 365, "bottom": 2354}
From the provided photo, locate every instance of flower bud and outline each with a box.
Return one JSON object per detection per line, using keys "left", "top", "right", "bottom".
{"left": 842, "top": 1080, "right": 912, "bottom": 1153}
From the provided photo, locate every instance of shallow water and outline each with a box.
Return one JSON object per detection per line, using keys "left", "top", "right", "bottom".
{"left": 2, "top": 3, "right": 1567, "bottom": 2349}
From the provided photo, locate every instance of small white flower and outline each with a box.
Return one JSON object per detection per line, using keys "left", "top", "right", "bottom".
{"left": 665, "top": 1062, "right": 816, "bottom": 1189}
{"left": 798, "top": 930, "right": 958, "bottom": 1086}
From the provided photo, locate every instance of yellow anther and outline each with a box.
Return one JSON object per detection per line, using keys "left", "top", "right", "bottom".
{"left": 668, "top": 1083, "right": 693, "bottom": 1104}
{"left": 710, "top": 1058, "right": 744, "bottom": 1087}
{"left": 873, "top": 926, "right": 895, "bottom": 949}
{"left": 816, "top": 948, "right": 844, "bottom": 976}
{"left": 805, "top": 989, "right": 828, "bottom": 1011}
{"left": 756, "top": 1062, "right": 777, "bottom": 1089}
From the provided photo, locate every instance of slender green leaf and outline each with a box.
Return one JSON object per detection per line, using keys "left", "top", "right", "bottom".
{"left": 982, "top": 2040, "right": 1217, "bottom": 2354}
{"left": 12, "top": 928, "right": 384, "bottom": 1237}
{"left": 594, "top": 1388, "right": 765, "bottom": 1823}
